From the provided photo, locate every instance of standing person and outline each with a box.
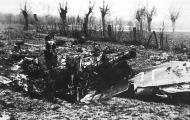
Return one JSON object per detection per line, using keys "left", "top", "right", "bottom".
{"left": 45, "top": 33, "right": 57, "bottom": 68}
{"left": 43, "top": 32, "right": 57, "bottom": 101}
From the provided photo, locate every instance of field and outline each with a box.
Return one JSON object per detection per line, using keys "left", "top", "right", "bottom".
{"left": 166, "top": 32, "right": 190, "bottom": 48}
{"left": 0, "top": 24, "right": 190, "bottom": 119}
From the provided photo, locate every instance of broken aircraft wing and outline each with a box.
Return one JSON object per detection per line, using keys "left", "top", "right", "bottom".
{"left": 130, "top": 61, "right": 190, "bottom": 94}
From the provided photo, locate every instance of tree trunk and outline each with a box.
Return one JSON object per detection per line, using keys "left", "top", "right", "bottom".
{"left": 83, "top": 14, "right": 90, "bottom": 37}
{"left": 22, "top": 11, "right": 28, "bottom": 31}
{"left": 102, "top": 15, "right": 106, "bottom": 38}
{"left": 140, "top": 20, "right": 143, "bottom": 33}
{"left": 138, "top": 20, "right": 143, "bottom": 42}
{"left": 148, "top": 21, "right": 151, "bottom": 32}
{"left": 60, "top": 16, "right": 67, "bottom": 35}
{"left": 172, "top": 21, "right": 175, "bottom": 32}
{"left": 24, "top": 17, "right": 28, "bottom": 31}
{"left": 153, "top": 31, "right": 159, "bottom": 48}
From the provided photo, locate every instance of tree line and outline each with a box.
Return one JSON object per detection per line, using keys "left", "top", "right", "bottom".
{"left": 0, "top": 1, "right": 181, "bottom": 45}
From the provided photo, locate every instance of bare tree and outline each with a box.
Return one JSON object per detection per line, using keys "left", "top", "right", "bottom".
{"left": 146, "top": 6, "right": 156, "bottom": 32}
{"left": 135, "top": 7, "right": 146, "bottom": 32}
{"left": 83, "top": 1, "right": 94, "bottom": 37}
{"left": 170, "top": 10, "right": 180, "bottom": 32}
{"left": 58, "top": 1, "right": 68, "bottom": 35}
{"left": 135, "top": 7, "right": 146, "bottom": 42}
{"left": 21, "top": 2, "right": 29, "bottom": 30}
{"left": 100, "top": 1, "right": 109, "bottom": 38}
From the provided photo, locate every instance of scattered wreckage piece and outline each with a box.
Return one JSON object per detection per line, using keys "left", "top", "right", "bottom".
{"left": 130, "top": 61, "right": 190, "bottom": 99}
{"left": 0, "top": 76, "right": 12, "bottom": 85}
{"left": 131, "top": 61, "right": 190, "bottom": 88}
{"left": 80, "top": 80, "right": 132, "bottom": 104}
{"left": 81, "top": 61, "right": 190, "bottom": 104}
{"left": 9, "top": 43, "right": 136, "bottom": 101}
{"left": 10, "top": 42, "right": 43, "bottom": 62}
{"left": 80, "top": 49, "right": 137, "bottom": 103}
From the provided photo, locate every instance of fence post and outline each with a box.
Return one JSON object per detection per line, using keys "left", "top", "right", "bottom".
{"left": 107, "top": 25, "right": 112, "bottom": 40}
{"left": 153, "top": 31, "right": 159, "bottom": 49}
{"left": 146, "top": 33, "right": 152, "bottom": 48}
{"left": 133, "top": 27, "right": 136, "bottom": 42}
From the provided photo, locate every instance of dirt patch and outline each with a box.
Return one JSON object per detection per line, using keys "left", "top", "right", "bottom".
{"left": 0, "top": 88, "right": 190, "bottom": 119}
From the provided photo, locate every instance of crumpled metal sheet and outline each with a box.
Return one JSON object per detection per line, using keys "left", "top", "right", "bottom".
{"left": 0, "top": 76, "right": 12, "bottom": 84}
{"left": 130, "top": 61, "right": 190, "bottom": 94}
{"left": 161, "top": 84, "right": 190, "bottom": 93}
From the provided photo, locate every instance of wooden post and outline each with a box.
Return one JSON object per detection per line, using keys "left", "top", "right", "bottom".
{"left": 146, "top": 33, "right": 152, "bottom": 48}
{"left": 107, "top": 25, "right": 112, "bottom": 39}
{"left": 153, "top": 31, "right": 159, "bottom": 49}
{"left": 160, "top": 32, "right": 164, "bottom": 49}
{"left": 133, "top": 27, "right": 136, "bottom": 42}
{"left": 77, "top": 87, "right": 80, "bottom": 101}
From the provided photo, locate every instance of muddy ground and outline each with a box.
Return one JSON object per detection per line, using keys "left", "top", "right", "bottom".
{"left": 0, "top": 30, "right": 190, "bottom": 119}
{"left": 0, "top": 87, "right": 190, "bottom": 120}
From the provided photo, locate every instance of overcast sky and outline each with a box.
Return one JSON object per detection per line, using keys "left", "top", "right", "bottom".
{"left": 0, "top": 0, "right": 190, "bottom": 32}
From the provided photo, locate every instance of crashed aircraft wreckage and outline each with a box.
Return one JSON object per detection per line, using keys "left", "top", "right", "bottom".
{"left": 5, "top": 37, "right": 137, "bottom": 101}
{"left": 1, "top": 35, "right": 189, "bottom": 103}
{"left": 89, "top": 61, "right": 190, "bottom": 103}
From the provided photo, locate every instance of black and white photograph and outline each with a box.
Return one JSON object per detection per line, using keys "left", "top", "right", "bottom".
{"left": 0, "top": 0, "right": 190, "bottom": 119}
